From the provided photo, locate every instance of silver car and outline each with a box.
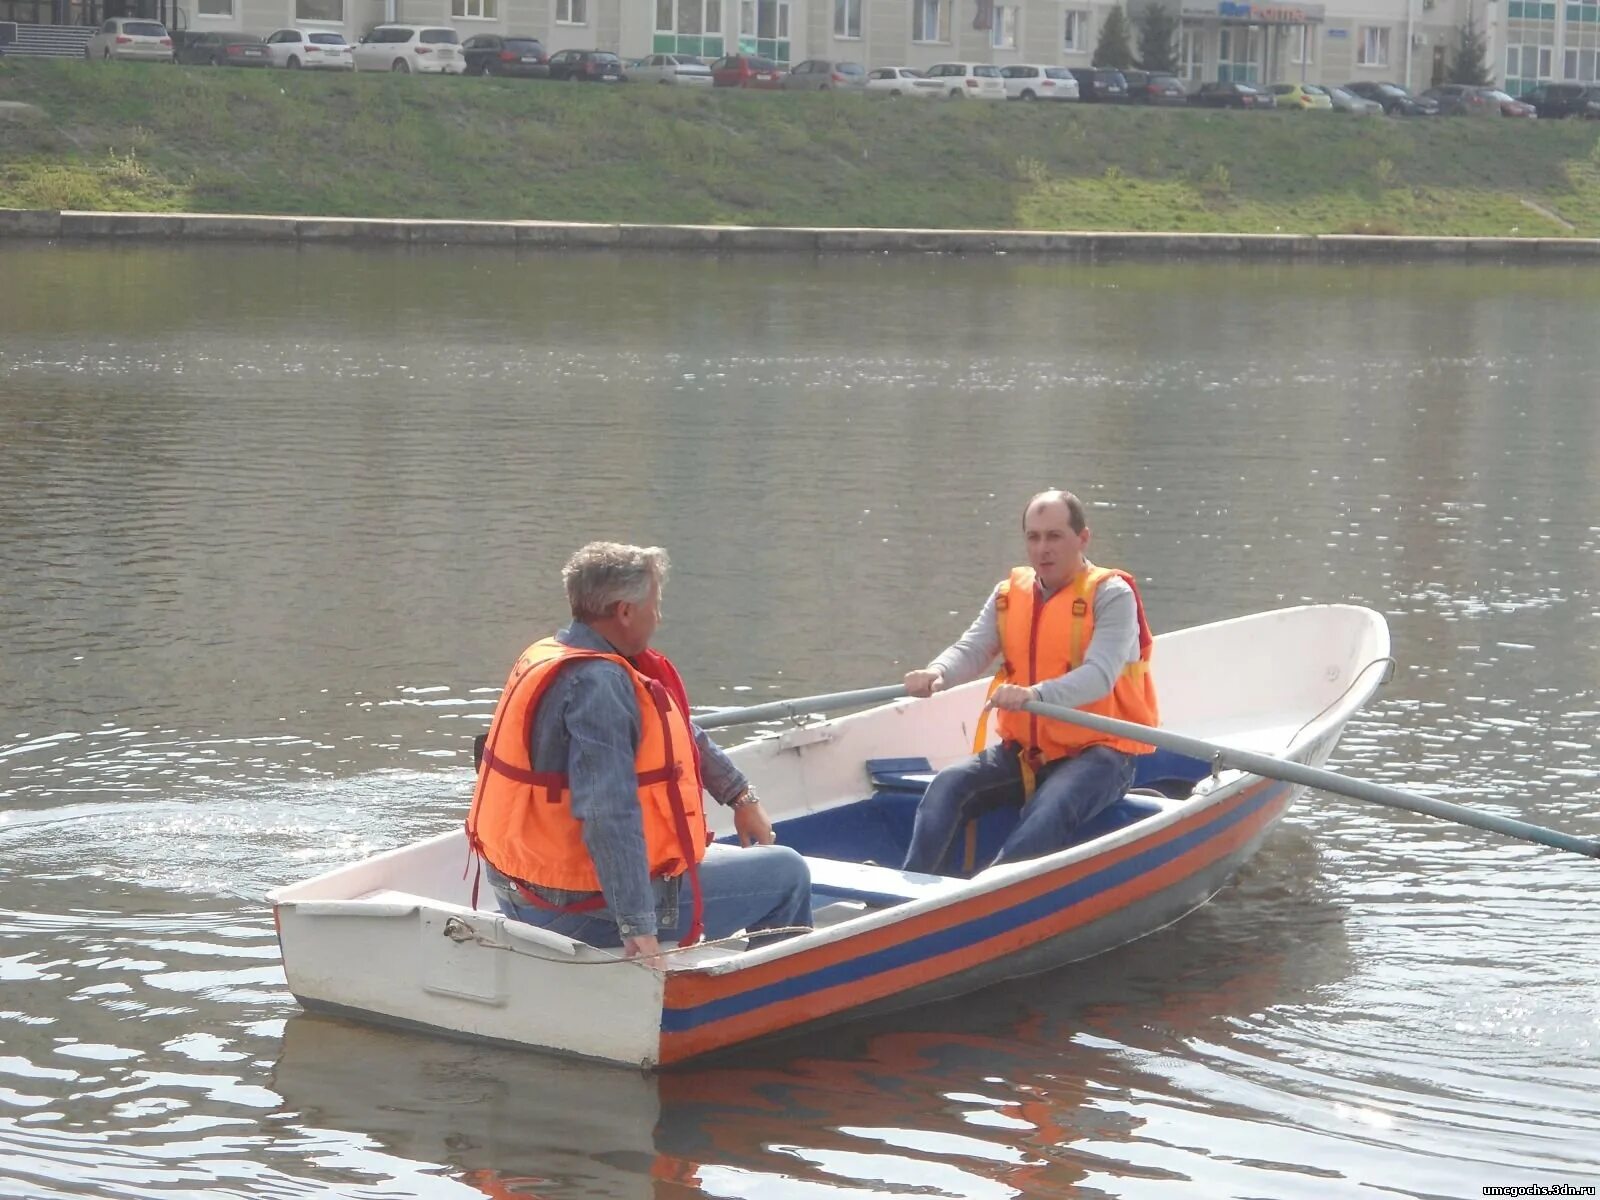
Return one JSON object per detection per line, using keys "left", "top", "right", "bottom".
{"left": 780, "top": 59, "right": 866, "bottom": 91}
{"left": 86, "top": 17, "right": 173, "bottom": 63}
{"left": 1323, "top": 84, "right": 1384, "bottom": 115}
{"left": 629, "top": 53, "right": 713, "bottom": 85}
{"left": 1000, "top": 65, "right": 1081, "bottom": 101}
{"left": 864, "top": 66, "right": 942, "bottom": 99}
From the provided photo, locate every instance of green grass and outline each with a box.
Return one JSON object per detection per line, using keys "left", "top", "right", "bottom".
{"left": 4, "top": 57, "right": 1600, "bottom": 234}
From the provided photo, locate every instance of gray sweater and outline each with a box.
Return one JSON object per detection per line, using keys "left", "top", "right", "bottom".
{"left": 929, "top": 566, "right": 1139, "bottom": 710}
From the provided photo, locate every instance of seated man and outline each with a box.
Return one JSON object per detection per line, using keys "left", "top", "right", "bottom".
{"left": 467, "top": 541, "right": 811, "bottom": 959}
{"left": 901, "top": 489, "right": 1158, "bottom": 875}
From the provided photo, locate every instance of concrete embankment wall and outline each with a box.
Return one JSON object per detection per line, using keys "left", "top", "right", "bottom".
{"left": 5, "top": 209, "right": 1600, "bottom": 259}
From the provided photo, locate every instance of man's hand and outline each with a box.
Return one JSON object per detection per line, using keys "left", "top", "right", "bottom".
{"left": 986, "top": 683, "right": 1036, "bottom": 712}
{"left": 623, "top": 934, "right": 663, "bottom": 964}
{"left": 904, "top": 668, "right": 946, "bottom": 698}
{"left": 733, "top": 800, "right": 776, "bottom": 847}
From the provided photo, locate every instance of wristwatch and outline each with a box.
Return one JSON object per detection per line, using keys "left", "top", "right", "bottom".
{"left": 728, "top": 788, "right": 760, "bottom": 809}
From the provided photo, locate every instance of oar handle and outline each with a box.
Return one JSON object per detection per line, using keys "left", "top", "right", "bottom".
{"left": 1021, "top": 700, "right": 1600, "bottom": 861}
{"left": 693, "top": 684, "right": 909, "bottom": 731}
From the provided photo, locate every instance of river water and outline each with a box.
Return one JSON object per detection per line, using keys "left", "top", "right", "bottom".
{"left": 1, "top": 242, "right": 1597, "bottom": 1199}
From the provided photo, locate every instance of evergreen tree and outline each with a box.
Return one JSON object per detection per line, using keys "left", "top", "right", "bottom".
{"left": 1448, "top": 6, "right": 1492, "bottom": 85}
{"left": 1136, "top": 3, "right": 1179, "bottom": 73}
{"left": 1092, "top": 5, "right": 1135, "bottom": 70}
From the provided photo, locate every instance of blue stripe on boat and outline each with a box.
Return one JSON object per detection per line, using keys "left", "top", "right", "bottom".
{"left": 663, "top": 779, "right": 1282, "bottom": 1034}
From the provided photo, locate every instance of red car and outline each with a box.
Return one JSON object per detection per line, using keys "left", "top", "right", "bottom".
{"left": 710, "top": 53, "right": 784, "bottom": 89}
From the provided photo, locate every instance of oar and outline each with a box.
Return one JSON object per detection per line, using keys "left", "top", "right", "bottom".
{"left": 1020, "top": 699, "right": 1600, "bottom": 860}
{"left": 693, "top": 685, "right": 908, "bottom": 731}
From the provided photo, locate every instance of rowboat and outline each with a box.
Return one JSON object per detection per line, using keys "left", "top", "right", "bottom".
{"left": 268, "top": 603, "right": 1393, "bottom": 1068}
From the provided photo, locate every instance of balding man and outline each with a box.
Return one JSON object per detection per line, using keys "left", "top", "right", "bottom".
{"left": 468, "top": 542, "right": 811, "bottom": 960}
{"left": 901, "top": 490, "right": 1159, "bottom": 875}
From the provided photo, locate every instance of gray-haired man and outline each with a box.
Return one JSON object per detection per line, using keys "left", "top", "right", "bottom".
{"left": 467, "top": 541, "right": 811, "bottom": 960}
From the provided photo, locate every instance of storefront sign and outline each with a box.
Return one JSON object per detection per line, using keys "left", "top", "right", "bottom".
{"left": 1201, "top": 0, "right": 1326, "bottom": 21}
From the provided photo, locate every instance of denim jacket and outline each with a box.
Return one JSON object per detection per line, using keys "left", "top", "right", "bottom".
{"left": 490, "top": 622, "right": 748, "bottom": 938}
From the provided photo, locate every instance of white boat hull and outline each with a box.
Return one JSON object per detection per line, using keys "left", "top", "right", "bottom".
{"left": 269, "top": 604, "right": 1391, "bottom": 1067}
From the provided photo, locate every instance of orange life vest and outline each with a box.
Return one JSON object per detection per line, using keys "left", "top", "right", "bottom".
{"left": 465, "top": 637, "right": 709, "bottom": 940}
{"left": 993, "top": 563, "right": 1159, "bottom": 760}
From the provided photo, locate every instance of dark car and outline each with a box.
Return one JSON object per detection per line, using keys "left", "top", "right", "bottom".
{"left": 1122, "top": 68, "right": 1187, "bottom": 105}
{"left": 174, "top": 30, "right": 270, "bottom": 66}
{"left": 709, "top": 53, "right": 784, "bottom": 88}
{"left": 1341, "top": 80, "right": 1439, "bottom": 115}
{"left": 1521, "top": 82, "right": 1600, "bottom": 118}
{"left": 1066, "top": 66, "right": 1129, "bottom": 102}
{"left": 1190, "top": 80, "right": 1276, "bottom": 109}
{"left": 545, "top": 48, "right": 623, "bottom": 81}
{"left": 462, "top": 34, "right": 547, "bottom": 77}
{"left": 1421, "top": 83, "right": 1501, "bottom": 116}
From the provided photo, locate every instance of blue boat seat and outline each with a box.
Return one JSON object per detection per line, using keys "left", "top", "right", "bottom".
{"left": 806, "top": 856, "right": 967, "bottom": 908}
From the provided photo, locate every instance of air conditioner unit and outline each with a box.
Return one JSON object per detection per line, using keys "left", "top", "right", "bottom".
{"left": 1412, "top": 31, "right": 1426, "bottom": 45}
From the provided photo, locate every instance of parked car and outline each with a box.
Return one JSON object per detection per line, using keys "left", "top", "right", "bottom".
{"left": 709, "top": 53, "right": 782, "bottom": 88}
{"left": 352, "top": 25, "right": 463, "bottom": 74}
{"left": 546, "top": 48, "right": 625, "bottom": 81}
{"left": 1521, "top": 82, "right": 1600, "bottom": 118}
{"left": 174, "top": 30, "right": 270, "bottom": 67}
{"left": 1341, "top": 81, "right": 1438, "bottom": 115}
{"left": 924, "top": 62, "right": 1005, "bottom": 99}
{"left": 1267, "top": 81, "right": 1332, "bottom": 110}
{"left": 1066, "top": 66, "right": 1129, "bottom": 102}
{"left": 999, "top": 65, "right": 1080, "bottom": 101}
{"left": 864, "top": 66, "right": 942, "bottom": 98}
{"left": 628, "top": 53, "right": 712, "bottom": 85}
{"left": 1190, "top": 80, "right": 1276, "bottom": 109}
{"left": 1422, "top": 83, "right": 1500, "bottom": 116}
{"left": 780, "top": 59, "right": 865, "bottom": 91}
{"left": 1324, "top": 83, "right": 1383, "bottom": 115}
{"left": 263, "top": 28, "right": 353, "bottom": 70}
{"left": 86, "top": 17, "right": 172, "bottom": 63}
{"left": 1121, "top": 69, "right": 1186, "bottom": 105}
{"left": 461, "top": 34, "right": 547, "bottom": 77}
{"left": 1486, "top": 88, "right": 1537, "bottom": 118}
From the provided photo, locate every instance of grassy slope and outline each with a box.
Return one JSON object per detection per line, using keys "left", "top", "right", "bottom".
{"left": 4, "top": 58, "right": 1600, "bottom": 234}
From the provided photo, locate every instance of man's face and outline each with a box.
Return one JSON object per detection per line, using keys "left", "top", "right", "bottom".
{"left": 615, "top": 582, "right": 662, "bottom": 657}
{"left": 1024, "top": 500, "right": 1088, "bottom": 590}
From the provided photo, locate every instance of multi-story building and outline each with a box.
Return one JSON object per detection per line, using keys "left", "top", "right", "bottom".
{"left": 0, "top": 0, "right": 1584, "bottom": 94}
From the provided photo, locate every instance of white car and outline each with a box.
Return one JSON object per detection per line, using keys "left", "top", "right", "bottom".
{"left": 864, "top": 66, "right": 942, "bottom": 98}
{"left": 351, "top": 24, "right": 462, "bottom": 74}
{"left": 264, "top": 28, "right": 354, "bottom": 70}
{"left": 86, "top": 17, "right": 173, "bottom": 63}
{"left": 628, "top": 53, "right": 712, "bottom": 85}
{"left": 923, "top": 62, "right": 1005, "bottom": 100}
{"left": 1000, "top": 64, "right": 1080, "bottom": 101}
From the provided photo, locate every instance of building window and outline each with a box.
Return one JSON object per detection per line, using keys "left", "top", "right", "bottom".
{"left": 1289, "top": 25, "right": 1314, "bottom": 63}
{"left": 197, "top": 0, "right": 233, "bottom": 15}
{"left": 990, "top": 4, "right": 1017, "bottom": 47}
{"left": 657, "top": 0, "right": 721, "bottom": 34}
{"left": 913, "top": 0, "right": 948, "bottom": 42}
{"left": 295, "top": 0, "right": 342, "bottom": 19}
{"left": 1063, "top": 9, "right": 1085, "bottom": 50}
{"left": 1179, "top": 26, "right": 1201, "bottom": 78}
{"left": 557, "top": 0, "right": 586, "bottom": 24}
{"left": 738, "top": 0, "right": 789, "bottom": 61}
{"left": 453, "top": 0, "right": 496, "bottom": 17}
{"left": 833, "top": 0, "right": 860, "bottom": 38}
{"left": 1356, "top": 25, "right": 1389, "bottom": 66}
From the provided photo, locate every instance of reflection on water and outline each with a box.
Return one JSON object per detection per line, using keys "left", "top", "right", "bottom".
{"left": 1, "top": 242, "right": 1598, "bottom": 1197}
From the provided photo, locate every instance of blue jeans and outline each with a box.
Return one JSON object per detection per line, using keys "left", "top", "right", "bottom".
{"left": 488, "top": 842, "right": 813, "bottom": 948}
{"left": 901, "top": 743, "right": 1134, "bottom": 875}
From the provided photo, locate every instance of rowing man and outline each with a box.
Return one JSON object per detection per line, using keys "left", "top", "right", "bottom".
{"left": 901, "top": 490, "right": 1159, "bottom": 875}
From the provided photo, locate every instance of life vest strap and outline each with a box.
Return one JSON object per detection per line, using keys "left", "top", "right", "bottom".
{"left": 512, "top": 878, "right": 608, "bottom": 915}
{"left": 480, "top": 744, "right": 681, "bottom": 796}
